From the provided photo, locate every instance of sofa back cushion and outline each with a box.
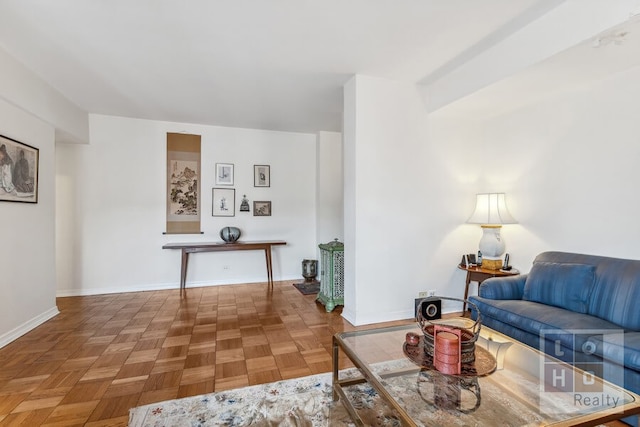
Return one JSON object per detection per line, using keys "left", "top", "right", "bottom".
{"left": 534, "top": 252, "right": 640, "bottom": 330}
{"left": 522, "top": 262, "right": 595, "bottom": 314}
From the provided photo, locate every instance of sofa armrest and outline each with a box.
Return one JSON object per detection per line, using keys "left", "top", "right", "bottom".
{"left": 478, "top": 275, "right": 527, "bottom": 300}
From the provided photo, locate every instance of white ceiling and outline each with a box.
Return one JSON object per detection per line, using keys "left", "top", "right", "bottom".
{"left": 0, "top": 0, "right": 555, "bottom": 133}
{"left": 434, "top": 13, "right": 640, "bottom": 120}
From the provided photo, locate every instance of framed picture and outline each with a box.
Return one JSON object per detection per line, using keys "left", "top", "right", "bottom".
{"left": 253, "top": 201, "right": 271, "bottom": 216}
{"left": 0, "top": 134, "right": 39, "bottom": 203}
{"left": 254, "top": 165, "right": 270, "bottom": 187}
{"left": 215, "top": 163, "right": 234, "bottom": 186}
{"left": 212, "top": 188, "right": 235, "bottom": 216}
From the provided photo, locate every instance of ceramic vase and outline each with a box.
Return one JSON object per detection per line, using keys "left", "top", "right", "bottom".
{"left": 220, "top": 226, "right": 241, "bottom": 243}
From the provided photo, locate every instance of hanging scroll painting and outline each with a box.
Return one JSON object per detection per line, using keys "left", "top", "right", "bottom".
{"left": 166, "top": 133, "right": 202, "bottom": 234}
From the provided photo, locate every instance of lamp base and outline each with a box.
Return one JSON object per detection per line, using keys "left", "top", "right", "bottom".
{"left": 481, "top": 259, "right": 503, "bottom": 270}
{"left": 478, "top": 225, "right": 505, "bottom": 258}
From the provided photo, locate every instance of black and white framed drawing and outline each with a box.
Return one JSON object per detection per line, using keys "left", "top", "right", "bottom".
{"left": 0, "top": 134, "right": 39, "bottom": 203}
{"left": 253, "top": 201, "right": 271, "bottom": 216}
{"left": 254, "top": 165, "right": 270, "bottom": 187}
{"left": 212, "top": 188, "right": 235, "bottom": 216}
{"left": 215, "top": 163, "right": 234, "bottom": 186}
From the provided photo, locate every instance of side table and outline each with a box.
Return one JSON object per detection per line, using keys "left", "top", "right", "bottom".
{"left": 458, "top": 264, "right": 519, "bottom": 311}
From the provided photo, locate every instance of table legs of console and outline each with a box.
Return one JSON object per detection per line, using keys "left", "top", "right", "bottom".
{"left": 177, "top": 246, "right": 276, "bottom": 295}
{"left": 264, "top": 247, "right": 273, "bottom": 289}
{"left": 180, "top": 249, "right": 189, "bottom": 295}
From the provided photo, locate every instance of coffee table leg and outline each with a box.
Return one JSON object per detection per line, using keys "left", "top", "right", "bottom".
{"left": 332, "top": 336, "right": 368, "bottom": 426}
{"left": 332, "top": 336, "right": 339, "bottom": 401}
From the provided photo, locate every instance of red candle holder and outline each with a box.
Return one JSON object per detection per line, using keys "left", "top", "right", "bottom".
{"left": 433, "top": 325, "right": 462, "bottom": 375}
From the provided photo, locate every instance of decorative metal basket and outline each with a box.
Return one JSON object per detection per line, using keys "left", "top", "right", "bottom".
{"left": 417, "top": 297, "right": 482, "bottom": 364}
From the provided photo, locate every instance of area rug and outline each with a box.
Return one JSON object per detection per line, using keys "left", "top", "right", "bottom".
{"left": 129, "top": 361, "right": 614, "bottom": 426}
{"left": 292, "top": 281, "right": 320, "bottom": 295}
{"left": 129, "top": 370, "right": 399, "bottom": 426}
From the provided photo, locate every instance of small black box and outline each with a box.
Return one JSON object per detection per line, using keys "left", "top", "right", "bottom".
{"left": 414, "top": 298, "right": 441, "bottom": 320}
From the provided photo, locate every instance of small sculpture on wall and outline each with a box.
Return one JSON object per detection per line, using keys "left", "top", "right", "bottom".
{"left": 240, "top": 194, "right": 250, "bottom": 212}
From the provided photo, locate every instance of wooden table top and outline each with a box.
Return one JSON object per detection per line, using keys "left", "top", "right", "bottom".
{"left": 457, "top": 264, "right": 519, "bottom": 275}
{"left": 163, "top": 240, "right": 287, "bottom": 249}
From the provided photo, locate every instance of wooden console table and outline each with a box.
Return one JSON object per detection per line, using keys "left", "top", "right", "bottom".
{"left": 163, "top": 240, "right": 286, "bottom": 293}
{"left": 458, "top": 264, "right": 519, "bottom": 311}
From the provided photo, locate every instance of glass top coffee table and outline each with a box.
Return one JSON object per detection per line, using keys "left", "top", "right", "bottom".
{"left": 332, "top": 319, "right": 640, "bottom": 426}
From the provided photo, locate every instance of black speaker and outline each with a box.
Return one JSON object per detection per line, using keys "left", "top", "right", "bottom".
{"left": 414, "top": 298, "right": 441, "bottom": 320}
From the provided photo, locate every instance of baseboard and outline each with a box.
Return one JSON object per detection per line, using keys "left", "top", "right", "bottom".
{"left": 342, "top": 308, "right": 459, "bottom": 327}
{"left": 56, "top": 282, "right": 178, "bottom": 297}
{"left": 56, "top": 275, "right": 301, "bottom": 297}
{"left": 346, "top": 308, "right": 413, "bottom": 326}
{"left": 0, "top": 306, "right": 60, "bottom": 349}
{"left": 341, "top": 307, "right": 357, "bottom": 326}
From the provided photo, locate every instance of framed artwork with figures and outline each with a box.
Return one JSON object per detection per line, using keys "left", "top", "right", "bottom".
{"left": 212, "top": 188, "right": 235, "bottom": 216}
{"left": 254, "top": 165, "right": 270, "bottom": 187}
{"left": 0, "top": 134, "right": 39, "bottom": 203}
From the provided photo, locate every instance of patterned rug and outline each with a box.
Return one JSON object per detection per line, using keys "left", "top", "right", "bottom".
{"left": 129, "top": 363, "right": 616, "bottom": 426}
{"left": 129, "top": 370, "right": 398, "bottom": 426}
{"left": 292, "top": 281, "right": 320, "bottom": 295}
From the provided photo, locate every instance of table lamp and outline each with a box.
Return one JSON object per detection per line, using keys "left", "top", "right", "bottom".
{"left": 467, "top": 193, "right": 517, "bottom": 270}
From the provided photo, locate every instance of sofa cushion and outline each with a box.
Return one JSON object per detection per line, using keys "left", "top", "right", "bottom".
{"left": 588, "top": 261, "right": 640, "bottom": 330}
{"left": 584, "top": 332, "right": 640, "bottom": 372}
{"left": 522, "top": 262, "right": 595, "bottom": 314}
{"left": 471, "top": 297, "right": 621, "bottom": 352}
{"left": 534, "top": 252, "right": 640, "bottom": 330}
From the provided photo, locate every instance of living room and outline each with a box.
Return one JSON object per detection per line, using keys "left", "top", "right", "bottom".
{"left": 2, "top": 0, "right": 640, "bottom": 424}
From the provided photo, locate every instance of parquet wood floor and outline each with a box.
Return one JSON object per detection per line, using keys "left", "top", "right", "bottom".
{"left": 0, "top": 281, "right": 626, "bottom": 427}
{"left": 0, "top": 281, "right": 414, "bottom": 426}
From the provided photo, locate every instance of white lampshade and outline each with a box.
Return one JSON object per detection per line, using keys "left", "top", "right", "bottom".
{"left": 467, "top": 193, "right": 516, "bottom": 225}
{"left": 467, "top": 193, "right": 517, "bottom": 263}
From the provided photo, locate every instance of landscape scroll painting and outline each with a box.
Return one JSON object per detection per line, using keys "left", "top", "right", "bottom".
{"left": 166, "top": 133, "right": 201, "bottom": 234}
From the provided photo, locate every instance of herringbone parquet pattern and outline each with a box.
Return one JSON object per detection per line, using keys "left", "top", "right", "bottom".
{"left": 0, "top": 281, "right": 412, "bottom": 426}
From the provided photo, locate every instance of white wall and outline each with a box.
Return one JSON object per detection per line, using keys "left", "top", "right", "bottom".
{"left": 316, "top": 131, "right": 343, "bottom": 248}
{"left": 56, "top": 114, "right": 318, "bottom": 296}
{"left": 0, "top": 47, "right": 89, "bottom": 144}
{"left": 431, "top": 65, "right": 640, "bottom": 272}
{"left": 343, "top": 78, "right": 358, "bottom": 321}
{"left": 343, "top": 75, "right": 475, "bottom": 325}
{"left": 0, "top": 98, "right": 58, "bottom": 348}
{"left": 342, "top": 66, "right": 640, "bottom": 327}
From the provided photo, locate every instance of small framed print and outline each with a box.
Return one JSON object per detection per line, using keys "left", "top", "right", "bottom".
{"left": 254, "top": 165, "right": 270, "bottom": 187}
{"left": 215, "top": 163, "right": 234, "bottom": 186}
{"left": 253, "top": 201, "right": 271, "bottom": 216}
{"left": 212, "top": 188, "right": 235, "bottom": 216}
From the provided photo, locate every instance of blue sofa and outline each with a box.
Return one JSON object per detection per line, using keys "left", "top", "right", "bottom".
{"left": 469, "top": 251, "right": 640, "bottom": 425}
